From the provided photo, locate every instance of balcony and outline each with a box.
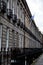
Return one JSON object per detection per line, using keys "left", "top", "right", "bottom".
{"left": 17, "top": 19, "right": 20, "bottom": 26}
{"left": 26, "top": 27, "right": 29, "bottom": 33}
{"left": 7, "top": 9, "right": 12, "bottom": 19}
{"left": 12, "top": 14, "right": 17, "bottom": 24}
{"left": 20, "top": 22, "right": 23, "bottom": 28}
{"left": 0, "top": 1, "right": 6, "bottom": 13}
{"left": 23, "top": 24, "right": 25, "bottom": 30}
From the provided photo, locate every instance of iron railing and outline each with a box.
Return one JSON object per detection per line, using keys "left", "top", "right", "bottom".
{"left": 0, "top": 48, "right": 43, "bottom": 65}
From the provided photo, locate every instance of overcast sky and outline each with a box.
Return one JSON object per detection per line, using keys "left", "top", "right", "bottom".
{"left": 26, "top": 0, "right": 43, "bottom": 33}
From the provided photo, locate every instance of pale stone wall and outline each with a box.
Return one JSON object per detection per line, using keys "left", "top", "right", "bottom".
{"left": 2, "top": 25, "right": 7, "bottom": 48}
{"left": 0, "top": 15, "right": 24, "bottom": 48}
{"left": 0, "top": 0, "right": 42, "bottom": 49}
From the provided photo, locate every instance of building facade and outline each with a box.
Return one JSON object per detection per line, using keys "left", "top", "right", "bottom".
{"left": 0, "top": 0, "right": 43, "bottom": 65}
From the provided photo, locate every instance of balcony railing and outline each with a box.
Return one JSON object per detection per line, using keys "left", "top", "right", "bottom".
{"left": 23, "top": 24, "right": 25, "bottom": 30}
{"left": 20, "top": 22, "right": 23, "bottom": 28}
{"left": 7, "top": 9, "right": 12, "bottom": 19}
{"left": 0, "top": 48, "right": 42, "bottom": 65}
{"left": 12, "top": 14, "right": 17, "bottom": 24}
{"left": 17, "top": 19, "right": 20, "bottom": 26}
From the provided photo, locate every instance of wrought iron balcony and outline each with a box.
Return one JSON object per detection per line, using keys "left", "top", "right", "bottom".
{"left": 20, "top": 22, "right": 23, "bottom": 28}
{"left": 12, "top": 14, "right": 17, "bottom": 24}
{"left": 17, "top": 19, "right": 20, "bottom": 26}
{"left": 7, "top": 9, "right": 12, "bottom": 19}
{"left": 25, "top": 27, "right": 29, "bottom": 33}
{"left": 0, "top": 0, "right": 6, "bottom": 13}
{"left": 23, "top": 24, "right": 25, "bottom": 30}
{"left": 25, "top": 26, "right": 27, "bottom": 32}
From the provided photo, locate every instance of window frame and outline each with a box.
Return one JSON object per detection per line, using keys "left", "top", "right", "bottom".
{"left": 0, "top": 24, "right": 2, "bottom": 51}
{"left": 6, "top": 28, "right": 9, "bottom": 51}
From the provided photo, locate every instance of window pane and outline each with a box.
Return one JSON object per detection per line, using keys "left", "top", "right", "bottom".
{"left": 19, "top": 34, "right": 22, "bottom": 48}
{"left": 7, "top": 0, "right": 12, "bottom": 9}
{"left": 21, "top": 35, "right": 24, "bottom": 48}
{"left": 6, "top": 28, "right": 9, "bottom": 51}
{"left": 0, "top": 25, "right": 2, "bottom": 51}
{"left": 3, "top": 0, "right": 7, "bottom": 3}
{"left": 17, "top": 2, "right": 20, "bottom": 19}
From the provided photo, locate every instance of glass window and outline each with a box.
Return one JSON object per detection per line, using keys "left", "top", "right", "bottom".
{"left": 7, "top": 0, "right": 12, "bottom": 9}
{"left": 3, "top": 0, "right": 7, "bottom": 3}
{"left": 12, "top": 30, "right": 15, "bottom": 47}
{"left": 17, "top": 1, "right": 20, "bottom": 19}
{"left": 21, "top": 35, "right": 24, "bottom": 48}
{"left": 12, "top": 0, "right": 17, "bottom": 15}
{"left": 0, "top": 25, "right": 2, "bottom": 51}
{"left": 6, "top": 28, "right": 9, "bottom": 51}
{"left": 22, "top": 9, "right": 24, "bottom": 23}
{"left": 19, "top": 34, "right": 22, "bottom": 48}
{"left": 20, "top": 5, "right": 22, "bottom": 21}
{"left": 19, "top": 34, "right": 24, "bottom": 48}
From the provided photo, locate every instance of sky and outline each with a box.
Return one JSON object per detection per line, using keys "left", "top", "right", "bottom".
{"left": 26, "top": 0, "right": 43, "bottom": 33}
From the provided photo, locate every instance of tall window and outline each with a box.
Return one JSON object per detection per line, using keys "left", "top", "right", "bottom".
{"left": 19, "top": 34, "right": 24, "bottom": 48}
{"left": 7, "top": 0, "right": 12, "bottom": 9}
{"left": 6, "top": 28, "right": 9, "bottom": 51}
{"left": 21, "top": 35, "right": 24, "bottom": 48}
{"left": 22, "top": 10, "right": 24, "bottom": 24}
{"left": 19, "top": 34, "right": 22, "bottom": 48}
{"left": 20, "top": 5, "right": 22, "bottom": 20}
{"left": 0, "top": 25, "right": 2, "bottom": 51}
{"left": 17, "top": 1, "right": 20, "bottom": 19}
{"left": 12, "top": 0, "right": 17, "bottom": 15}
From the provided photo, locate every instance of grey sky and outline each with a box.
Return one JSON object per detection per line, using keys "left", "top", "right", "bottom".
{"left": 26, "top": 0, "right": 43, "bottom": 33}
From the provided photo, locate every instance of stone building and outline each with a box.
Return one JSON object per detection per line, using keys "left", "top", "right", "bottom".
{"left": 0, "top": 0, "right": 43, "bottom": 65}
{"left": 41, "top": 34, "right": 43, "bottom": 47}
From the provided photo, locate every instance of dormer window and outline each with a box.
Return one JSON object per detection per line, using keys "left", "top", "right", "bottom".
{"left": 20, "top": 22, "right": 23, "bottom": 28}
{"left": 6, "top": 28, "right": 9, "bottom": 51}
{"left": 17, "top": 19, "right": 20, "bottom": 26}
